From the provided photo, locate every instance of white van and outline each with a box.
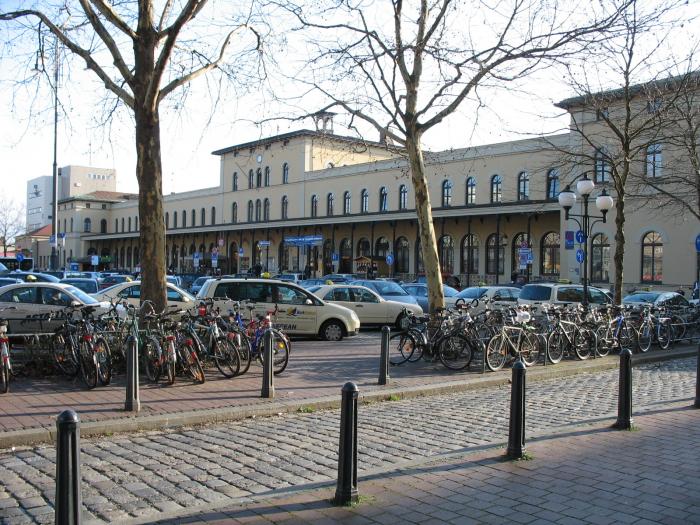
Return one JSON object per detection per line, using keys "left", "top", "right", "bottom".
{"left": 517, "top": 283, "right": 612, "bottom": 306}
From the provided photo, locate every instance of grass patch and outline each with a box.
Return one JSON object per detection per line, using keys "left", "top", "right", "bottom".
{"left": 517, "top": 451, "right": 534, "bottom": 461}
{"left": 331, "top": 495, "right": 376, "bottom": 507}
{"left": 387, "top": 394, "right": 402, "bottom": 401}
{"left": 297, "top": 406, "right": 315, "bottom": 413}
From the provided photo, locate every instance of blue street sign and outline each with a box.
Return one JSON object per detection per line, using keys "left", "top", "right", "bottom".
{"left": 332, "top": 253, "right": 339, "bottom": 262}
{"left": 15, "top": 253, "right": 24, "bottom": 263}
{"left": 238, "top": 248, "right": 244, "bottom": 256}
{"left": 70, "top": 262, "right": 79, "bottom": 272}
{"left": 575, "top": 230, "right": 586, "bottom": 244}
{"left": 565, "top": 230, "right": 574, "bottom": 250}
{"left": 258, "top": 240, "right": 271, "bottom": 247}
{"left": 696, "top": 234, "right": 700, "bottom": 253}
{"left": 58, "top": 233, "right": 66, "bottom": 239}
{"left": 49, "top": 234, "right": 56, "bottom": 243}
{"left": 385, "top": 253, "right": 394, "bottom": 265}
{"left": 576, "top": 249, "right": 585, "bottom": 264}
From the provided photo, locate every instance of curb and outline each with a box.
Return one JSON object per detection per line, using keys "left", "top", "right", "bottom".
{"left": 1, "top": 346, "right": 696, "bottom": 450}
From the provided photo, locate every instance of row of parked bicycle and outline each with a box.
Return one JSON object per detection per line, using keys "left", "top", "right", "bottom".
{"left": 390, "top": 298, "right": 700, "bottom": 372}
{"left": 0, "top": 299, "right": 290, "bottom": 393}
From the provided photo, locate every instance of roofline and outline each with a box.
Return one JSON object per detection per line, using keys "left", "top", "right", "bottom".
{"left": 58, "top": 193, "right": 137, "bottom": 205}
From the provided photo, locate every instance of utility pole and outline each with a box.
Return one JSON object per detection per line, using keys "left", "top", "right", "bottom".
{"left": 49, "top": 36, "right": 60, "bottom": 271}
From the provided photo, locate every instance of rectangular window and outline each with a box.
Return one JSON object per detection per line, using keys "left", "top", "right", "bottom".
{"left": 645, "top": 144, "right": 662, "bottom": 178}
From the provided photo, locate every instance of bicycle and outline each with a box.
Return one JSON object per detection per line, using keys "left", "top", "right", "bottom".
{"left": 121, "top": 301, "right": 164, "bottom": 383}
{"left": 485, "top": 306, "right": 540, "bottom": 371}
{"left": 0, "top": 307, "right": 16, "bottom": 393}
{"left": 545, "top": 305, "right": 597, "bottom": 363}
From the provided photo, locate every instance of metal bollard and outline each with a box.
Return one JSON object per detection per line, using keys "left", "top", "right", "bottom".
{"left": 694, "top": 344, "right": 700, "bottom": 408}
{"left": 506, "top": 360, "right": 526, "bottom": 459}
{"left": 614, "top": 348, "right": 634, "bottom": 429}
{"left": 333, "top": 382, "right": 359, "bottom": 506}
{"left": 124, "top": 337, "right": 140, "bottom": 412}
{"left": 55, "top": 410, "right": 82, "bottom": 525}
{"left": 379, "top": 326, "right": 390, "bottom": 385}
{"left": 261, "top": 329, "right": 275, "bottom": 399}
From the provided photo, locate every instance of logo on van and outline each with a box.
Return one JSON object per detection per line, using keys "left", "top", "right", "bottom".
{"left": 286, "top": 307, "right": 304, "bottom": 317}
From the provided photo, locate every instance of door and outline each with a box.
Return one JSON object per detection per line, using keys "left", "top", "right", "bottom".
{"left": 274, "top": 283, "right": 317, "bottom": 334}
{"left": 351, "top": 286, "right": 385, "bottom": 324}
{"left": 0, "top": 286, "right": 39, "bottom": 333}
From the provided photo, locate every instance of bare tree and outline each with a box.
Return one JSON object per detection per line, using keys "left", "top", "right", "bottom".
{"left": 1, "top": 1, "right": 262, "bottom": 310}
{"left": 0, "top": 199, "right": 26, "bottom": 257}
{"left": 279, "top": 0, "right": 630, "bottom": 314}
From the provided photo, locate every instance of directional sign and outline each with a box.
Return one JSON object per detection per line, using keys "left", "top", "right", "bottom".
{"left": 70, "top": 262, "right": 79, "bottom": 272}
{"left": 332, "top": 253, "right": 339, "bottom": 262}
{"left": 385, "top": 253, "right": 394, "bottom": 265}
{"left": 258, "top": 240, "right": 271, "bottom": 247}
{"left": 575, "top": 230, "right": 586, "bottom": 244}
{"left": 565, "top": 231, "right": 574, "bottom": 250}
{"left": 238, "top": 248, "right": 244, "bottom": 256}
{"left": 15, "top": 253, "right": 24, "bottom": 263}
{"left": 696, "top": 234, "right": 700, "bottom": 253}
{"left": 58, "top": 233, "right": 66, "bottom": 239}
{"left": 91, "top": 255, "right": 100, "bottom": 267}
{"left": 576, "top": 249, "right": 585, "bottom": 264}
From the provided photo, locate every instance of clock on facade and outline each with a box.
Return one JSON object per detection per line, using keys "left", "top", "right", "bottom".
{"left": 256, "top": 154, "right": 262, "bottom": 163}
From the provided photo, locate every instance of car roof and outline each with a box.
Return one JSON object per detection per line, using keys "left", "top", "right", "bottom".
{"left": 0, "top": 282, "right": 78, "bottom": 291}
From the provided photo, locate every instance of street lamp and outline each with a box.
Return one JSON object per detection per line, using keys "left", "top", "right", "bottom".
{"left": 558, "top": 172, "right": 614, "bottom": 311}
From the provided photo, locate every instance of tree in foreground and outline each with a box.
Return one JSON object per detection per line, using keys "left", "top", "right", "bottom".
{"left": 1, "top": 1, "right": 262, "bottom": 310}
{"left": 0, "top": 199, "right": 25, "bottom": 257}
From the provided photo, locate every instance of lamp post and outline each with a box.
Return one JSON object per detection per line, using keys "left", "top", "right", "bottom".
{"left": 49, "top": 37, "right": 60, "bottom": 271}
{"left": 558, "top": 173, "right": 614, "bottom": 311}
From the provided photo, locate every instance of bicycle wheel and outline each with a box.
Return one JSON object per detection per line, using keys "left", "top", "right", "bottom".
{"left": 94, "top": 337, "right": 112, "bottom": 386}
{"left": 574, "top": 328, "right": 596, "bottom": 360}
{"left": 438, "top": 334, "right": 473, "bottom": 371}
{"left": 231, "top": 332, "right": 253, "bottom": 375}
{"left": 389, "top": 332, "right": 416, "bottom": 365}
{"left": 270, "top": 329, "right": 290, "bottom": 375}
{"left": 485, "top": 334, "right": 508, "bottom": 372}
{"left": 52, "top": 334, "right": 80, "bottom": 377}
{"left": 213, "top": 338, "right": 240, "bottom": 378}
{"left": 546, "top": 330, "right": 565, "bottom": 364}
{"left": 142, "top": 336, "right": 162, "bottom": 383}
{"left": 165, "top": 341, "right": 176, "bottom": 385}
{"left": 177, "top": 340, "right": 205, "bottom": 384}
{"left": 594, "top": 325, "right": 611, "bottom": 357}
{"left": 407, "top": 330, "right": 425, "bottom": 362}
{"left": 671, "top": 315, "right": 686, "bottom": 341}
{"left": 617, "top": 322, "right": 636, "bottom": 352}
{"left": 636, "top": 321, "right": 652, "bottom": 353}
{"left": 519, "top": 331, "right": 540, "bottom": 366}
{"left": 1, "top": 357, "right": 8, "bottom": 394}
{"left": 79, "top": 341, "right": 98, "bottom": 390}
{"left": 657, "top": 320, "right": 672, "bottom": 350}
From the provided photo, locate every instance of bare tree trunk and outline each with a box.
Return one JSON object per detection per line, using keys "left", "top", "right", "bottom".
{"left": 613, "top": 193, "right": 625, "bottom": 304}
{"left": 406, "top": 133, "right": 444, "bottom": 314}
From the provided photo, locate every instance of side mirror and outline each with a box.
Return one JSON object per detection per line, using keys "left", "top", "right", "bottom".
{"left": 71, "top": 300, "right": 81, "bottom": 307}
{"left": 305, "top": 298, "right": 313, "bottom": 305}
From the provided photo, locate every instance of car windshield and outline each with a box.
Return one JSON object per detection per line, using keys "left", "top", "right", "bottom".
{"left": 64, "top": 286, "right": 99, "bottom": 305}
{"left": 0, "top": 262, "right": 7, "bottom": 272}
{"left": 623, "top": 292, "right": 661, "bottom": 304}
{"left": 519, "top": 285, "right": 553, "bottom": 301}
{"left": 444, "top": 286, "right": 458, "bottom": 297}
{"left": 365, "top": 281, "right": 408, "bottom": 295}
{"left": 307, "top": 286, "right": 321, "bottom": 293}
{"left": 194, "top": 277, "right": 210, "bottom": 286}
{"left": 455, "top": 287, "right": 488, "bottom": 299}
{"left": 63, "top": 280, "right": 98, "bottom": 293}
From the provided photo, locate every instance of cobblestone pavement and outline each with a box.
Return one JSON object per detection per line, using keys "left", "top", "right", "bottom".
{"left": 0, "top": 358, "right": 695, "bottom": 524}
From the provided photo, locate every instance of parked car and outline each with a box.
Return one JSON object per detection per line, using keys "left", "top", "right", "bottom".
{"left": 401, "top": 283, "right": 459, "bottom": 312}
{"left": 310, "top": 284, "right": 422, "bottom": 328}
{"left": 99, "top": 274, "right": 134, "bottom": 290}
{"left": 622, "top": 291, "right": 691, "bottom": 308}
{"left": 454, "top": 286, "right": 521, "bottom": 311}
{"left": 299, "top": 278, "right": 328, "bottom": 289}
{"left": 321, "top": 274, "right": 356, "bottom": 283}
{"left": 196, "top": 278, "right": 360, "bottom": 341}
{"left": 189, "top": 276, "right": 212, "bottom": 295}
{"left": 9, "top": 272, "right": 61, "bottom": 283}
{"left": 350, "top": 279, "right": 420, "bottom": 307}
{"left": 517, "top": 283, "right": 611, "bottom": 307}
{"left": 60, "top": 278, "right": 100, "bottom": 294}
{"left": 0, "top": 277, "right": 23, "bottom": 289}
{"left": 93, "top": 281, "right": 197, "bottom": 311}
{"left": 275, "top": 273, "right": 304, "bottom": 284}
{"left": 166, "top": 275, "right": 183, "bottom": 288}
{"left": 412, "top": 273, "right": 461, "bottom": 290}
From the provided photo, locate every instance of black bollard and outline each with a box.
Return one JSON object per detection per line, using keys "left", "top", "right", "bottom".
{"left": 614, "top": 348, "right": 633, "bottom": 429}
{"left": 261, "top": 329, "right": 274, "bottom": 399}
{"left": 124, "top": 337, "right": 140, "bottom": 412}
{"left": 506, "top": 360, "right": 526, "bottom": 459}
{"left": 379, "top": 326, "right": 390, "bottom": 385}
{"left": 334, "top": 381, "right": 359, "bottom": 506}
{"left": 694, "top": 344, "right": 700, "bottom": 408}
{"left": 55, "top": 410, "right": 82, "bottom": 525}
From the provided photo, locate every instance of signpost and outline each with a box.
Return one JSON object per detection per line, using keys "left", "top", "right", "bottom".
{"left": 575, "top": 230, "right": 586, "bottom": 244}
{"left": 696, "top": 233, "right": 700, "bottom": 253}
{"left": 258, "top": 240, "right": 271, "bottom": 247}
{"left": 385, "top": 253, "right": 394, "bottom": 266}
{"left": 70, "top": 262, "right": 79, "bottom": 272}
{"left": 15, "top": 253, "right": 24, "bottom": 263}
{"left": 332, "top": 253, "right": 339, "bottom": 262}
{"left": 218, "top": 238, "right": 224, "bottom": 248}
{"left": 90, "top": 255, "right": 99, "bottom": 269}
{"left": 238, "top": 248, "right": 244, "bottom": 256}
{"left": 576, "top": 249, "right": 585, "bottom": 264}
{"left": 193, "top": 251, "right": 200, "bottom": 268}
{"left": 565, "top": 230, "right": 574, "bottom": 250}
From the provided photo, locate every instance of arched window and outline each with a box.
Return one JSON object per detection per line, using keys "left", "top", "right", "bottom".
{"left": 128, "top": 217, "right": 132, "bottom": 232}
{"left": 247, "top": 200, "right": 254, "bottom": 222}
{"left": 100, "top": 219, "right": 107, "bottom": 234}
{"left": 466, "top": 177, "right": 476, "bottom": 205}
{"left": 310, "top": 195, "right": 318, "bottom": 217}
{"left": 375, "top": 236, "right": 390, "bottom": 258}
{"left": 327, "top": 193, "right": 334, "bottom": 216}
{"left": 263, "top": 199, "right": 270, "bottom": 221}
{"left": 248, "top": 169, "right": 254, "bottom": 189}
{"left": 461, "top": 234, "right": 479, "bottom": 274}
{"left": 255, "top": 199, "right": 262, "bottom": 222}
{"left": 441, "top": 180, "right": 453, "bottom": 207}
{"left": 211, "top": 206, "right": 216, "bottom": 225}
{"left": 135, "top": 217, "right": 138, "bottom": 231}
{"left": 232, "top": 172, "right": 238, "bottom": 191}
{"left": 200, "top": 208, "right": 205, "bottom": 226}
{"left": 281, "top": 196, "right": 288, "bottom": 219}
{"left": 357, "top": 238, "right": 370, "bottom": 257}
{"left": 231, "top": 202, "right": 238, "bottom": 223}
{"left": 282, "top": 162, "right": 289, "bottom": 184}
{"left": 191, "top": 209, "right": 195, "bottom": 227}
{"left": 360, "top": 189, "right": 369, "bottom": 213}
{"left": 264, "top": 166, "right": 270, "bottom": 186}
{"left": 517, "top": 172, "right": 529, "bottom": 201}
{"left": 126, "top": 247, "right": 132, "bottom": 268}
{"left": 399, "top": 185, "right": 408, "bottom": 210}
{"left": 594, "top": 148, "right": 611, "bottom": 183}
{"left": 279, "top": 241, "right": 289, "bottom": 271}
{"left": 511, "top": 233, "right": 530, "bottom": 274}
{"left": 645, "top": 144, "right": 662, "bottom": 178}
{"left": 173, "top": 211, "right": 178, "bottom": 229}
{"left": 438, "top": 235, "right": 454, "bottom": 274}
{"left": 540, "top": 232, "right": 560, "bottom": 276}
{"left": 379, "top": 187, "right": 388, "bottom": 212}
{"left": 121, "top": 218, "right": 125, "bottom": 232}
{"left": 546, "top": 169, "right": 560, "bottom": 200}
{"left": 182, "top": 210, "right": 186, "bottom": 228}
{"left": 641, "top": 232, "right": 663, "bottom": 283}
{"left": 165, "top": 212, "right": 169, "bottom": 229}
{"left": 70, "top": 218, "right": 74, "bottom": 232}
{"left": 339, "top": 238, "right": 353, "bottom": 273}
{"left": 490, "top": 175, "right": 502, "bottom": 203}
{"left": 590, "top": 233, "right": 610, "bottom": 282}
{"left": 114, "top": 219, "right": 118, "bottom": 233}
{"left": 84, "top": 218, "right": 92, "bottom": 233}
{"left": 486, "top": 234, "right": 506, "bottom": 275}
{"left": 343, "top": 191, "right": 351, "bottom": 215}
{"left": 395, "top": 237, "right": 410, "bottom": 274}
{"left": 256, "top": 168, "right": 262, "bottom": 188}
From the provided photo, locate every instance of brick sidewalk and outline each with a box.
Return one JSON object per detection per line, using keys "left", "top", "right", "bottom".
{"left": 153, "top": 403, "right": 700, "bottom": 525}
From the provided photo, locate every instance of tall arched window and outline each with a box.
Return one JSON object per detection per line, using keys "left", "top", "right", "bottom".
{"left": 590, "top": 233, "right": 610, "bottom": 282}
{"left": 121, "top": 218, "right": 125, "bottom": 232}
{"left": 379, "top": 187, "right": 388, "bottom": 212}
{"left": 232, "top": 172, "right": 238, "bottom": 191}
{"left": 115, "top": 219, "right": 118, "bottom": 233}
{"left": 264, "top": 166, "right": 270, "bottom": 186}
{"left": 357, "top": 238, "right": 370, "bottom": 257}
{"left": 84, "top": 218, "right": 92, "bottom": 233}
{"left": 255, "top": 199, "right": 262, "bottom": 222}
{"left": 173, "top": 211, "right": 178, "bottom": 229}
{"left": 399, "top": 185, "right": 408, "bottom": 210}
{"left": 135, "top": 217, "right": 138, "bottom": 231}
{"left": 247, "top": 200, "right": 254, "bottom": 222}
{"left": 231, "top": 202, "right": 238, "bottom": 223}
{"left": 279, "top": 242, "right": 289, "bottom": 271}
{"left": 100, "top": 219, "right": 107, "bottom": 234}
{"left": 343, "top": 191, "right": 351, "bottom": 215}
{"left": 486, "top": 234, "right": 506, "bottom": 275}
{"left": 594, "top": 148, "right": 611, "bottom": 183}
{"left": 248, "top": 169, "right": 254, "bottom": 188}
{"left": 546, "top": 169, "right": 560, "bottom": 200}
{"left": 461, "top": 234, "right": 479, "bottom": 274}
{"left": 310, "top": 195, "right": 318, "bottom": 217}
{"left": 263, "top": 198, "right": 270, "bottom": 221}
{"left": 645, "top": 143, "right": 662, "bottom": 178}
{"left": 70, "top": 218, "right": 74, "bottom": 232}
{"left": 395, "top": 237, "right": 410, "bottom": 274}
{"left": 256, "top": 168, "right": 262, "bottom": 188}
{"left": 339, "top": 238, "right": 353, "bottom": 273}
{"left": 438, "top": 235, "right": 454, "bottom": 273}
{"left": 200, "top": 208, "right": 205, "bottom": 226}
{"left": 282, "top": 162, "right": 289, "bottom": 184}
{"left": 327, "top": 193, "right": 334, "bottom": 216}
{"left": 191, "top": 209, "right": 195, "bottom": 227}
{"left": 360, "top": 189, "right": 369, "bottom": 213}
{"left": 182, "top": 210, "right": 187, "bottom": 228}
{"left": 375, "top": 236, "right": 390, "bottom": 258}
{"left": 165, "top": 212, "right": 169, "bottom": 229}
{"left": 211, "top": 207, "right": 216, "bottom": 225}
{"left": 511, "top": 233, "right": 530, "bottom": 274}
{"left": 517, "top": 172, "right": 529, "bottom": 201}
{"left": 540, "top": 232, "right": 560, "bottom": 276}
{"left": 441, "top": 180, "right": 453, "bottom": 207}
{"left": 641, "top": 231, "right": 663, "bottom": 283}
{"left": 128, "top": 217, "right": 132, "bottom": 232}
{"left": 490, "top": 175, "right": 502, "bottom": 203}
{"left": 466, "top": 177, "right": 476, "bottom": 205}
{"left": 281, "top": 196, "right": 288, "bottom": 219}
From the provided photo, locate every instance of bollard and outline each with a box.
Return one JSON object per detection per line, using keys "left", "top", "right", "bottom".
{"left": 694, "top": 344, "right": 700, "bottom": 408}
{"left": 55, "top": 410, "right": 82, "bottom": 525}
{"left": 506, "top": 360, "right": 526, "bottom": 459}
{"left": 379, "top": 326, "right": 390, "bottom": 385}
{"left": 333, "top": 382, "right": 359, "bottom": 506}
{"left": 261, "top": 329, "right": 275, "bottom": 399}
{"left": 124, "top": 337, "right": 140, "bottom": 412}
{"left": 614, "top": 348, "right": 633, "bottom": 429}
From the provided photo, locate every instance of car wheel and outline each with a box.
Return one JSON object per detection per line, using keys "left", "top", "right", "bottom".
{"left": 321, "top": 320, "right": 344, "bottom": 341}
